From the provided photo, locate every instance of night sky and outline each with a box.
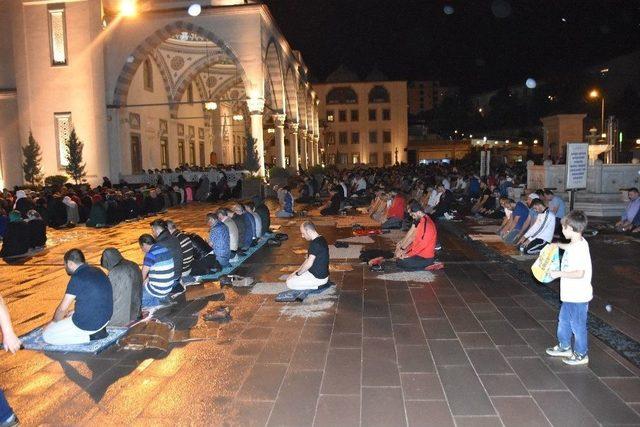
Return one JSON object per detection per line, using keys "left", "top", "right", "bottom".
{"left": 265, "top": 0, "right": 640, "bottom": 92}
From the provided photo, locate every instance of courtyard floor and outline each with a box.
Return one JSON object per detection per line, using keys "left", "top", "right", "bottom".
{"left": 2, "top": 202, "right": 640, "bottom": 426}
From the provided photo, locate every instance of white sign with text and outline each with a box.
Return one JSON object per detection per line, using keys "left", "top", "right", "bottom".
{"left": 565, "top": 142, "right": 589, "bottom": 189}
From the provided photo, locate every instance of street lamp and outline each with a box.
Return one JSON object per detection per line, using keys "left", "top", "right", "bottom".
{"left": 588, "top": 89, "right": 605, "bottom": 135}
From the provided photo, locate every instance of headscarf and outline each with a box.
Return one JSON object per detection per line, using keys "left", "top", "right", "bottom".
{"left": 8, "top": 210, "right": 23, "bottom": 223}
{"left": 63, "top": 196, "right": 77, "bottom": 207}
{"left": 13, "top": 190, "right": 26, "bottom": 209}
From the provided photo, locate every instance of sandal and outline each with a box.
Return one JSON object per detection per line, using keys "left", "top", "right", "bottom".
{"left": 203, "top": 306, "right": 231, "bottom": 322}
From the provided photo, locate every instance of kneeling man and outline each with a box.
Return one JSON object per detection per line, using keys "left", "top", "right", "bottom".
{"left": 286, "top": 221, "right": 329, "bottom": 290}
{"left": 43, "top": 249, "right": 113, "bottom": 345}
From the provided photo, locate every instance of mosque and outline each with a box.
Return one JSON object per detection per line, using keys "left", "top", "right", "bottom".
{"left": 0, "top": 0, "right": 320, "bottom": 188}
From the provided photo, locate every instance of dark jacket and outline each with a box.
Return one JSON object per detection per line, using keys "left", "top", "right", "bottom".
{"left": 255, "top": 203, "right": 271, "bottom": 233}
{"left": 0, "top": 221, "right": 29, "bottom": 258}
{"left": 27, "top": 218, "right": 47, "bottom": 248}
{"left": 101, "top": 248, "right": 143, "bottom": 327}
{"left": 186, "top": 232, "right": 213, "bottom": 261}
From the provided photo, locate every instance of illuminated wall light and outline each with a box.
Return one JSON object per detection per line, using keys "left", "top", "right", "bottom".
{"left": 267, "top": 128, "right": 275, "bottom": 134}
{"left": 188, "top": 3, "right": 201, "bottom": 16}
{"left": 601, "top": 133, "right": 607, "bottom": 138}
{"left": 505, "top": 140, "right": 510, "bottom": 144}
{"left": 533, "top": 139, "right": 539, "bottom": 144}
{"left": 204, "top": 101, "right": 217, "bottom": 111}
{"left": 120, "top": 0, "right": 137, "bottom": 17}
{"left": 233, "top": 114, "right": 244, "bottom": 121}
{"left": 518, "top": 141, "right": 523, "bottom": 145}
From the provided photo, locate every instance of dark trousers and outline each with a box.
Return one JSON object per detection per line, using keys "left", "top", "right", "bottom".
{"left": 381, "top": 217, "right": 403, "bottom": 230}
{"left": 523, "top": 238, "right": 548, "bottom": 255}
{"left": 396, "top": 256, "right": 434, "bottom": 271}
{"left": 0, "top": 389, "right": 13, "bottom": 422}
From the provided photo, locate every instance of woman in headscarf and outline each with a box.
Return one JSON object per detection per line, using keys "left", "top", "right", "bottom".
{"left": 0, "top": 211, "right": 30, "bottom": 258}
{"left": 13, "top": 190, "right": 34, "bottom": 218}
{"left": 86, "top": 194, "right": 108, "bottom": 227}
{"left": 26, "top": 210, "right": 46, "bottom": 250}
{"left": 47, "top": 193, "right": 67, "bottom": 228}
{"left": 62, "top": 196, "right": 80, "bottom": 225}
{"left": 195, "top": 176, "right": 210, "bottom": 202}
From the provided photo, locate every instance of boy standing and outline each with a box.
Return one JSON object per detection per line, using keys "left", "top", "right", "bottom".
{"left": 546, "top": 210, "right": 592, "bottom": 365}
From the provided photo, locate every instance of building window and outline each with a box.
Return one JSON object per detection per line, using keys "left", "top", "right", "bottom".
{"left": 178, "top": 140, "right": 185, "bottom": 165}
{"left": 325, "top": 132, "right": 335, "bottom": 145}
{"left": 199, "top": 141, "right": 205, "bottom": 166}
{"left": 368, "top": 85, "right": 390, "bottom": 103}
{"left": 48, "top": 5, "right": 67, "bottom": 66}
{"left": 338, "top": 153, "right": 348, "bottom": 164}
{"left": 339, "top": 131, "right": 348, "bottom": 145}
{"left": 338, "top": 110, "right": 347, "bottom": 122}
{"left": 352, "top": 153, "right": 360, "bottom": 164}
{"left": 383, "top": 130, "right": 392, "bottom": 143}
{"left": 54, "top": 112, "right": 72, "bottom": 167}
{"left": 369, "top": 153, "right": 378, "bottom": 165}
{"left": 369, "top": 130, "right": 378, "bottom": 144}
{"left": 143, "top": 59, "right": 153, "bottom": 92}
{"left": 328, "top": 153, "right": 336, "bottom": 165}
{"left": 187, "top": 83, "right": 194, "bottom": 104}
{"left": 189, "top": 142, "right": 196, "bottom": 165}
{"left": 327, "top": 110, "right": 334, "bottom": 122}
{"left": 160, "top": 138, "right": 169, "bottom": 168}
{"left": 326, "top": 87, "right": 358, "bottom": 104}
{"left": 351, "top": 132, "right": 360, "bottom": 144}
{"left": 368, "top": 109, "right": 377, "bottom": 121}
{"left": 382, "top": 109, "right": 391, "bottom": 121}
{"left": 383, "top": 151, "right": 392, "bottom": 166}
{"left": 350, "top": 110, "right": 359, "bottom": 122}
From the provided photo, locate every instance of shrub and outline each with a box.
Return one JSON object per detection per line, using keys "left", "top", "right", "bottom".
{"left": 44, "top": 175, "right": 69, "bottom": 187}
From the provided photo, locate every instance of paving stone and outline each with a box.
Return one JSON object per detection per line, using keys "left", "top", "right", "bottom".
{"left": 329, "top": 332, "right": 362, "bottom": 348}
{"left": 405, "top": 400, "right": 454, "bottom": 427}
{"left": 314, "top": 395, "right": 360, "bottom": 427}
{"left": 257, "top": 339, "right": 298, "bottom": 364}
{"left": 428, "top": 339, "right": 470, "bottom": 366}
{"left": 421, "top": 318, "right": 456, "bottom": 339}
{"left": 400, "top": 372, "right": 445, "bottom": 400}
{"left": 453, "top": 416, "right": 503, "bottom": 427}
{"left": 362, "top": 338, "right": 400, "bottom": 386}
{"left": 363, "top": 317, "right": 393, "bottom": 337}
{"left": 442, "top": 306, "right": 484, "bottom": 333}
{"left": 498, "top": 306, "right": 542, "bottom": 329}
{"left": 321, "top": 348, "right": 361, "bottom": 395}
{"left": 237, "top": 363, "right": 288, "bottom": 401}
{"left": 364, "top": 299, "right": 390, "bottom": 318}
{"left": 531, "top": 391, "right": 599, "bottom": 427}
{"left": 396, "top": 345, "right": 436, "bottom": 373}
{"left": 268, "top": 370, "right": 323, "bottom": 426}
{"left": 439, "top": 365, "right": 496, "bottom": 416}
{"left": 603, "top": 377, "right": 640, "bottom": 403}
{"left": 290, "top": 341, "right": 329, "bottom": 370}
{"left": 390, "top": 303, "right": 420, "bottom": 324}
{"left": 480, "top": 374, "right": 529, "bottom": 397}
{"left": 467, "top": 349, "right": 513, "bottom": 374}
{"left": 481, "top": 320, "right": 526, "bottom": 345}
{"left": 491, "top": 396, "right": 551, "bottom": 426}
{"left": 507, "top": 357, "right": 566, "bottom": 391}
{"left": 458, "top": 332, "right": 495, "bottom": 349}
{"left": 361, "top": 387, "right": 407, "bottom": 427}
{"left": 393, "top": 324, "right": 426, "bottom": 345}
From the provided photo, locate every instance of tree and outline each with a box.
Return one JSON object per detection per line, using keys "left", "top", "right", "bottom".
{"left": 64, "top": 128, "right": 86, "bottom": 184}
{"left": 243, "top": 128, "right": 260, "bottom": 174}
{"left": 22, "top": 131, "right": 42, "bottom": 186}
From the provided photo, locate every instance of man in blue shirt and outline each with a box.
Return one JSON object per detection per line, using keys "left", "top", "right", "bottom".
{"left": 207, "top": 211, "right": 231, "bottom": 267}
{"left": 616, "top": 188, "right": 640, "bottom": 232}
{"left": 544, "top": 190, "right": 565, "bottom": 234}
{"left": 43, "top": 249, "right": 113, "bottom": 345}
{"left": 500, "top": 198, "right": 530, "bottom": 245}
{"left": 231, "top": 204, "right": 255, "bottom": 249}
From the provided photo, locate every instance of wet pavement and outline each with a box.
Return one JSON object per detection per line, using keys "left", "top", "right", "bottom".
{"left": 2, "top": 203, "right": 640, "bottom": 426}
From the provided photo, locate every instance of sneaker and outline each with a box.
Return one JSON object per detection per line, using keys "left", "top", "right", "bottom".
{"left": 563, "top": 352, "right": 589, "bottom": 366}
{"left": 545, "top": 345, "right": 573, "bottom": 357}
{"left": 1, "top": 413, "right": 19, "bottom": 427}
{"left": 425, "top": 261, "right": 445, "bottom": 271}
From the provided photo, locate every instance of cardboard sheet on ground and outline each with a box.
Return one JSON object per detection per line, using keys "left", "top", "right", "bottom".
{"left": 378, "top": 271, "right": 436, "bottom": 283}
{"left": 338, "top": 236, "right": 375, "bottom": 244}
{"left": 250, "top": 282, "right": 289, "bottom": 294}
{"left": 21, "top": 327, "right": 128, "bottom": 354}
{"left": 329, "top": 244, "right": 363, "bottom": 259}
{"left": 531, "top": 244, "right": 560, "bottom": 283}
{"left": 468, "top": 234, "right": 505, "bottom": 242}
{"left": 470, "top": 225, "right": 501, "bottom": 233}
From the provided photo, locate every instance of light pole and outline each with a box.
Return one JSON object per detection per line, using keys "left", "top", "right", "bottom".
{"left": 588, "top": 89, "right": 605, "bottom": 136}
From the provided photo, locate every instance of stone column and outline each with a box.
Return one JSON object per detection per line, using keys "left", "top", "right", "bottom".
{"left": 288, "top": 122, "right": 299, "bottom": 173}
{"left": 307, "top": 133, "right": 315, "bottom": 166}
{"left": 313, "top": 134, "right": 320, "bottom": 166}
{"left": 247, "top": 98, "right": 265, "bottom": 176}
{"left": 273, "top": 113, "right": 286, "bottom": 168}
{"left": 299, "top": 128, "right": 308, "bottom": 170}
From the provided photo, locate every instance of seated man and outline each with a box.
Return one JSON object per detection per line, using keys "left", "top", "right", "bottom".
{"left": 276, "top": 186, "right": 295, "bottom": 218}
{"left": 516, "top": 199, "right": 556, "bottom": 255}
{"left": 138, "top": 234, "right": 176, "bottom": 308}
{"left": 0, "top": 211, "right": 29, "bottom": 259}
{"left": 231, "top": 204, "right": 254, "bottom": 249}
{"left": 320, "top": 186, "right": 343, "bottom": 216}
{"left": 615, "top": 187, "right": 639, "bottom": 232}
{"left": 432, "top": 183, "right": 454, "bottom": 218}
{"left": 166, "top": 220, "right": 197, "bottom": 285}
{"left": 244, "top": 202, "right": 263, "bottom": 238}
{"left": 150, "top": 219, "right": 183, "bottom": 293}
{"left": 382, "top": 190, "right": 406, "bottom": 229}
{"left": 253, "top": 196, "right": 271, "bottom": 233}
{"left": 43, "top": 249, "right": 113, "bottom": 345}
{"left": 544, "top": 189, "right": 565, "bottom": 233}
{"left": 100, "top": 247, "right": 143, "bottom": 327}
{"left": 186, "top": 232, "right": 221, "bottom": 276}
{"left": 396, "top": 202, "right": 439, "bottom": 270}
{"left": 500, "top": 198, "right": 530, "bottom": 245}
{"left": 217, "top": 208, "right": 240, "bottom": 261}
{"left": 286, "top": 221, "right": 329, "bottom": 290}
{"left": 207, "top": 211, "right": 231, "bottom": 267}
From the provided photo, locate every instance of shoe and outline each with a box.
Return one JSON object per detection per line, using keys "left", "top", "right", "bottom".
{"left": 425, "top": 261, "right": 445, "bottom": 271}
{"left": 1, "top": 413, "right": 18, "bottom": 427}
{"left": 370, "top": 264, "right": 384, "bottom": 272}
{"left": 563, "top": 352, "right": 589, "bottom": 365}
{"left": 545, "top": 344, "right": 573, "bottom": 357}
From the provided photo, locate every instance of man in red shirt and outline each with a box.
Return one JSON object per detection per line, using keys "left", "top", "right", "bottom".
{"left": 397, "top": 202, "right": 443, "bottom": 270}
{"left": 382, "top": 190, "right": 406, "bottom": 229}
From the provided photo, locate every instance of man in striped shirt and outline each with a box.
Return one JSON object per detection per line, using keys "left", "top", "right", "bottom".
{"left": 139, "top": 234, "right": 176, "bottom": 308}
{"left": 166, "top": 220, "right": 198, "bottom": 286}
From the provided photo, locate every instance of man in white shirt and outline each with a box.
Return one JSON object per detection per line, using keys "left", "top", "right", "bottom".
{"left": 517, "top": 199, "right": 556, "bottom": 254}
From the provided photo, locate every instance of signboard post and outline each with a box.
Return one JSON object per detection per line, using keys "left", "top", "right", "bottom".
{"left": 480, "top": 151, "right": 486, "bottom": 177}
{"left": 565, "top": 142, "right": 589, "bottom": 210}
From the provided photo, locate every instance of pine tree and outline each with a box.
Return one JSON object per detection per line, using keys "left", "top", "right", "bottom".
{"left": 64, "top": 129, "right": 86, "bottom": 184}
{"left": 22, "top": 131, "right": 42, "bottom": 186}
{"left": 243, "top": 128, "right": 260, "bottom": 174}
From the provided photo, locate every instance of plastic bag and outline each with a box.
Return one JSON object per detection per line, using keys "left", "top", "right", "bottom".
{"left": 531, "top": 244, "right": 560, "bottom": 283}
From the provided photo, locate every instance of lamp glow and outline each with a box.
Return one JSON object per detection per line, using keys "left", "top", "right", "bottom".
{"left": 120, "top": 0, "right": 137, "bottom": 17}
{"left": 589, "top": 89, "right": 600, "bottom": 99}
{"left": 188, "top": 3, "right": 201, "bottom": 16}
{"left": 204, "top": 101, "right": 217, "bottom": 111}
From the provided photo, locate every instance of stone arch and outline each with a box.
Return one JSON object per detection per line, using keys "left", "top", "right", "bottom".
{"left": 284, "top": 65, "right": 299, "bottom": 122}
{"left": 297, "top": 83, "right": 308, "bottom": 129}
{"left": 326, "top": 86, "right": 358, "bottom": 105}
{"left": 264, "top": 39, "right": 286, "bottom": 113}
{"left": 368, "top": 85, "right": 390, "bottom": 103}
{"left": 112, "top": 21, "right": 249, "bottom": 108}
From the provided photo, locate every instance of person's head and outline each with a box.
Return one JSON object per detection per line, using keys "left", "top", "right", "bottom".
{"left": 138, "top": 233, "right": 156, "bottom": 253}
{"left": 408, "top": 200, "right": 425, "bottom": 220}
{"left": 26, "top": 210, "right": 41, "bottom": 220}
{"left": 231, "top": 203, "right": 244, "bottom": 215}
{"left": 628, "top": 187, "right": 639, "bottom": 201}
{"left": 166, "top": 220, "right": 178, "bottom": 234}
{"left": 527, "top": 192, "right": 539, "bottom": 206}
{"left": 63, "top": 248, "right": 85, "bottom": 275}
{"left": 244, "top": 201, "right": 255, "bottom": 212}
{"left": 500, "top": 197, "right": 515, "bottom": 209}
{"left": 150, "top": 219, "right": 167, "bottom": 238}
{"left": 561, "top": 210, "right": 588, "bottom": 239}
{"left": 530, "top": 198, "right": 547, "bottom": 213}
{"left": 206, "top": 211, "right": 218, "bottom": 226}
{"left": 216, "top": 208, "right": 229, "bottom": 222}
{"left": 543, "top": 189, "right": 554, "bottom": 202}
{"left": 300, "top": 221, "right": 319, "bottom": 241}
{"left": 436, "top": 183, "right": 445, "bottom": 193}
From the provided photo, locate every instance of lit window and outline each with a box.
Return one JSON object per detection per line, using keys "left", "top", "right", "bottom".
{"left": 327, "top": 110, "right": 334, "bottom": 122}
{"left": 352, "top": 153, "right": 360, "bottom": 164}
{"left": 143, "top": 59, "right": 153, "bottom": 92}
{"left": 54, "top": 112, "right": 72, "bottom": 167}
{"left": 48, "top": 6, "right": 67, "bottom": 66}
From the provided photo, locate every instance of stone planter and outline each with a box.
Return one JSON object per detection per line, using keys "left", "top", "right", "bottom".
{"left": 242, "top": 178, "right": 264, "bottom": 199}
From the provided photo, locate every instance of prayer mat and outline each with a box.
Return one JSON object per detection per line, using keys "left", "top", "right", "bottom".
{"left": 251, "top": 282, "right": 289, "bottom": 295}
{"left": 279, "top": 263, "right": 353, "bottom": 273}
{"left": 195, "top": 233, "right": 274, "bottom": 281}
{"left": 469, "top": 225, "right": 501, "bottom": 233}
{"left": 293, "top": 249, "right": 307, "bottom": 254}
{"left": 378, "top": 271, "right": 436, "bottom": 283}
{"left": 119, "top": 320, "right": 172, "bottom": 352}
{"left": 329, "top": 244, "right": 363, "bottom": 259}
{"left": 337, "top": 236, "right": 375, "bottom": 244}
{"left": 468, "top": 234, "right": 505, "bottom": 242}
{"left": 20, "top": 326, "right": 128, "bottom": 354}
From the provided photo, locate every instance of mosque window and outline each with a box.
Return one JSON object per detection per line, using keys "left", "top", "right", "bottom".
{"left": 352, "top": 153, "right": 360, "bottom": 164}
{"left": 54, "top": 112, "right": 72, "bottom": 167}
{"left": 350, "top": 110, "right": 359, "bottom": 122}
{"left": 369, "top": 153, "right": 378, "bottom": 165}
{"left": 368, "top": 85, "right": 390, "bottom": 103}
{"left": 382, "top": 109, "right": 391, "bottom": 121}
{"left": 160, "top": 138, "right": 169, "bottom": 168}
{"left": 48, "top": 5, "right": 67, "bottom": 66}
{"left": 143, "top": 59, "right": 153, "bottom": 92}
{"left": 326, "top": 87, "right": 358, "bottom": 105}
{"left": 383, "top": 151, "right": 392, "bottom": 166}
{"left": 187, "top": 83, "right": 194, "bottom": 104}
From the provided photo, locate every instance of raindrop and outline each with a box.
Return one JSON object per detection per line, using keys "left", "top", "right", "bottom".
{"left": 525, "top": 78, "right": 537, "bottom": 89}
{"left": 491, "top": 0, "right": 511, "bottom": 18}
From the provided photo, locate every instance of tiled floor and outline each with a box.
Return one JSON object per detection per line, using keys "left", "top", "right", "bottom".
{"left": 1, "top": 202, "right": 640, "bottom": 426}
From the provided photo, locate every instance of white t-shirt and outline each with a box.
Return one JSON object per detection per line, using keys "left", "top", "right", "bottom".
{"left": 524, "top": 210, "right": 556, "bottom": 243}
{"left": 356, "top": 178, "right": 367, "bottom": 191}
{"left": 442, "top": 178, "right": 450, "bottom": 190}
{"left": 560, "top": 238, "right": 593, "bottom": 303}
{"left": 427, "top": 189, "right": 442, "bottom": 207}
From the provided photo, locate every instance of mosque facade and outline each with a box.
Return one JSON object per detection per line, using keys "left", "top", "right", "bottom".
{"left": 0, "top": 0, "right": 320, "bottom": 188}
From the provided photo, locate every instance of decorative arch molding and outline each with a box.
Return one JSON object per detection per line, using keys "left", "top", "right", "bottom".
{"left": 112, "top": 20, "right": 249, "bottom": 108}
{"left": 284, "top": 65, "right": 299, "bottom": 122}
{"left": 326, "top": 86, "right": 358, "bottom": 105}
{"left": 368, "top": 85, "right": 390, "bottom": 103}
{"left": 264, "top": 38, "right": 286, "bottom": 113}
{"left": 297, "top": 83, "right": 308, "bottom": 128}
